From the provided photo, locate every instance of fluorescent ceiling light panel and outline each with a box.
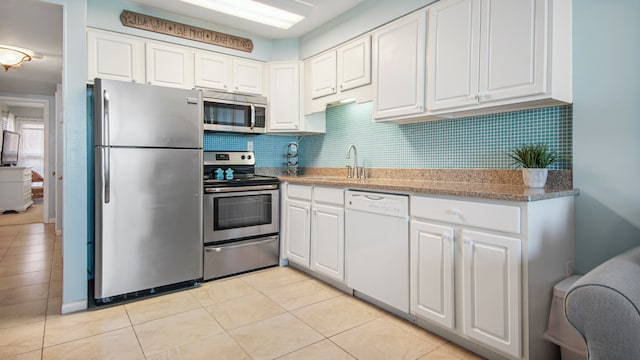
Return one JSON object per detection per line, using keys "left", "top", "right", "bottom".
{"left": 179, "top": 0, "right": 305, "bottom": 29}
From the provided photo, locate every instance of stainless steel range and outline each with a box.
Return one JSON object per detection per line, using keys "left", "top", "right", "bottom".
{"left": 202, "top": 151, "right": 280, "bottom": 280}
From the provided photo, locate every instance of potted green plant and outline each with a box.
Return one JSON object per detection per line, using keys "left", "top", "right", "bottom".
{"left": 508, "top": 144, "right": 558, "bottom": 188}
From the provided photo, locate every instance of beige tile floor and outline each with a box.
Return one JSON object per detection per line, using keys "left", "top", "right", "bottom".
{"left": 0, "top": 223, "right": 485, "bottom": 360}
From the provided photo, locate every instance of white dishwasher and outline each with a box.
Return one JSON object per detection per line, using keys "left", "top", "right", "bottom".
{"left": 345, "top": 190, "right": 409, "bottom": 312}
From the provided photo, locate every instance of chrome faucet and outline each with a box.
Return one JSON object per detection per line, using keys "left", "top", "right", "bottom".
{"left": 346, "top": 144, "right": 358, "bottom": 178}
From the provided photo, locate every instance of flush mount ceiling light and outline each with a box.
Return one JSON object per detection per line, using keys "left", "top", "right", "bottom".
{"left": 0, "top": 45, "right": 35, "bottom": 71}
{"left": 179, "top": 0, "right": 305, "bottom": 29}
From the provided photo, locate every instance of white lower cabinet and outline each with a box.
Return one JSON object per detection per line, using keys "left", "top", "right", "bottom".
{"left": 410, "top": 195, "right": 574, "bottom": 360}
{"left": 285, "top": 198, "right": 311, "bottom": 267}
{"left": 284, "top": 185, "right": 312, "bottom": 267}
{"left": 461, "top": 229, "right": 521, "bottom": 358}
{"left": 284, "top": 184, "right": 345, "bottom": 282}
{"left": 410, "top": 221, "right": 455, "bottom": 329}
{"left": 310, "top": 188, "right": 345, "bottom": 281}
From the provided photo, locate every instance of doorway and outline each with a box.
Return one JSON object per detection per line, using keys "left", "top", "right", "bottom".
{"left": 0, "top": 96, "right": 52, "bottom": 225}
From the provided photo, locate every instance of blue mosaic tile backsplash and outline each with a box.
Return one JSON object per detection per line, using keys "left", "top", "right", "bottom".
{"left": 204, "top": 102, "right": 572, "bottom": 170}
{"left": 204, "top": 133, "right": 297, "bottom": 167}
{"left": 299, "top": 102, "right": 572, "bottom": 170}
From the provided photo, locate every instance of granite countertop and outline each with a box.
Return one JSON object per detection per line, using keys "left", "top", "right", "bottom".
{"left": 269, "top": 168, "right": 580, "bottom": 202}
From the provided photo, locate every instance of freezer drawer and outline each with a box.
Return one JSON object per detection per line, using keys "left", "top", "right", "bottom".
{"left": 204, "top": 235, "right": 279, "bottom": 280}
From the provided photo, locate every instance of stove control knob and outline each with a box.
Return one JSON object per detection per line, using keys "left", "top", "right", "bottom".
{"left": 241, "top": 155, "right": 246, "bottom": 159}
{"left": 248, "top": 155, "right": 252, "bottom": 160}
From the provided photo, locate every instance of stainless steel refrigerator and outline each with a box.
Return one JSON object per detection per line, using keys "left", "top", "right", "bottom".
{"left": 94, "top": 78, "right": 203, "bottom": 300}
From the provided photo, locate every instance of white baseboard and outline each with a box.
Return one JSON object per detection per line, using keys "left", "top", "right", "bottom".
{"left": 61, "top": 299, "right": 87, "bottom": 314}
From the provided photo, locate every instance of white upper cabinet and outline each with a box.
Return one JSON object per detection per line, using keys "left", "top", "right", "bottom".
{"left": 87, "top": 29, "right": 145, "bottom": 84}
{"left": 426, "top": 0, "right": 479, "bottom": 110}
{"left": 269, "top": 62, "right": 302, "bottom": 131}
{"left": 232, "top": 59, "right": 264, "bottom": 95}
{"left": 194, "top": 51, "right": 231, "bottom": 91}
{"left": 270, "top": 62, "right": 325, "bottom": 134}
{"left": 310, "top": 51, "right": 337, "bottom": 99}
{"left": 305, "top": 35, "right": 372, "bottom": 114}
{"left": 195, "top": 53, "right": 264, "bottom": 95}
{"left": 372, "top": 10, "right": 427, "bottom": 120}
{"left": 427, "top": 0, "right": 572, "bottom": 113}
{"left": 337, "top": 35, "right": 371, "bottom": 92}
{"left": 478, "top": 0, "right": 545, "bottom": 102}
{"left": 310, "top": 35, "right": 372, "bottom": 100}
{"left": 145, "top": 42, "right": 194, "bottom": 89}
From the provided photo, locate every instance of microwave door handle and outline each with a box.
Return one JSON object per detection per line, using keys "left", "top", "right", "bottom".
{"left": 250, "top": 104, "right": 255, "bottom": 129}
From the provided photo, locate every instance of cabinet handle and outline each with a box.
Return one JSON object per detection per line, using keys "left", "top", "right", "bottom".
{"left": 450, "top": 208, "right": 462, "bottom": 217}
{"left": 464, "top": 238, "right": 473, "bottom": 246}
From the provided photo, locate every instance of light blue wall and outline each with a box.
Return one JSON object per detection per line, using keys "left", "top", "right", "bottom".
{"left": 573, "top": 0, "right": 640, "bottom": 273}
{"left": 300, "top": 103, "right": 572, "bottom": 170}
{"left": 41, "top": 0, "right": 89, "bottom": 310}
{"left": 300, "top": 0, "right": 435, "bottom": 59}
{"left": 86, "top": 0, "right": 274, "bottom": 62}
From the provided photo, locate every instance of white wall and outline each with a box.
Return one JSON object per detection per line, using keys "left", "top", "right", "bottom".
{"left": 573, "top": 0, "right": 640, "bottom": 273}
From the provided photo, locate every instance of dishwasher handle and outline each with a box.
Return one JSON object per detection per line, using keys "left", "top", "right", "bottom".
{"left": 345, "top": 191, "right": 409, "bottom": 217}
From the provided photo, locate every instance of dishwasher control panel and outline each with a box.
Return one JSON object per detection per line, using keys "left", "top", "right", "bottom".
{"left": 345, "top": 190, "right": 409, "bottom": 218}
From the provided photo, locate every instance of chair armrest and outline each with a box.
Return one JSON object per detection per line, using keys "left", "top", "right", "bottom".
{"left": 565, "top": 246, "right": 640, "bottom": 360}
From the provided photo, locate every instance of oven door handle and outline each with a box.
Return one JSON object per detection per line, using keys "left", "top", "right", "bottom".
{"left": 205, "top": 184, "right": 279, "bottom": 193}
{"left": 205, "top": 237, "right": 277, "bottom": 252}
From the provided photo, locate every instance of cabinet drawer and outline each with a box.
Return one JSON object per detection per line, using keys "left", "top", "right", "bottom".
{"left": 313, "top": 186, "right": 344, "bottom": 205}
{"left": 287, "top": 184, "right": 312, "bottom": 200}
{"left": 411, "top": 196, "right": 520, "bottom": 234}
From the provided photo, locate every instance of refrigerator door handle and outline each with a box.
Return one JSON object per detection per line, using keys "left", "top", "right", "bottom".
{"left": 103, "top": 90, "right": 111, "bottom": 203}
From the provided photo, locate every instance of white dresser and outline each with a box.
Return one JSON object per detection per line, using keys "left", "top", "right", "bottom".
{"left": 0, "top": 166, "right": 33, "bottom": 212}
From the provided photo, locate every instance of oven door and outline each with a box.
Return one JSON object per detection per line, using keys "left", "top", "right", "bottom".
{"left": 204, "top": 186, "right": 279, "bottom": 243}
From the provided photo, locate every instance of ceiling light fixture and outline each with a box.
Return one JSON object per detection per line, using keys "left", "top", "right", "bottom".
{"left": 0, "top": 45, "right": 34, "bottom": 72}
{"left": 179, "top": 0, "right": 305, "bottom": 30}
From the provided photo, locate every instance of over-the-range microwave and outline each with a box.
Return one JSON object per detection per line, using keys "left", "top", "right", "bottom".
{"left": 202, "top": 90, "right": 268, "bottom": 134}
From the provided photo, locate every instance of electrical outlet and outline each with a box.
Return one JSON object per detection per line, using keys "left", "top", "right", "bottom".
{"left": 247, "top": 141, "right": 254, "bottom": 151}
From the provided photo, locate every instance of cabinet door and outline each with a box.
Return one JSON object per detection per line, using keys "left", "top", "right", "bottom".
{"left": 269, "top": 62, "right": 301, "bottom": 131}
{"left": 310, "top": 51, "right": 337, "bottom": 99}
{"left": 478, "top": 0, "right": 546, "bottom": 102}
{"left": 426, "top": 0, "right": 480, "bottom": 111}
{"left": 337, "top": 35, "right": 371, "bottom": 92}
{"left": 285, "top": 199, "right": 311, "bottom": 267}
{"left": 146, "top": 42, "right": 194, "bottom": 89}
{"left": 311, "top": 204, "right": 345, "bottom": 282}
{"left": 372, "top": 10, "right": 426, "bottom": 120}
{"left": 194, "top": 51, "right": 231, "bottom": 91}
{"left": 462, "top": 229, "right": 521, "bottom": 358}
{"left": 410, "top": 220, "right": 455, "bottom": 329}
{"left": 87, "top": 30, "right": 144, "bottom": 83}
{"left": 232, "top": 59, "right": 263, "bottom": 95}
